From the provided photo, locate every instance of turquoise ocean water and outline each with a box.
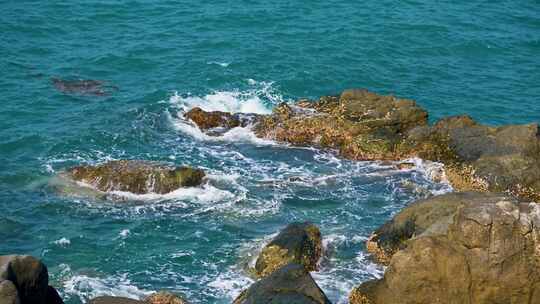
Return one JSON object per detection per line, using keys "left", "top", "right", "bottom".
{"left": 1, "top": 1, "right": 539, "bottom": 303}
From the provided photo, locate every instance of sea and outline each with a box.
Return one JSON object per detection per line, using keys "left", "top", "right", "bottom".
{"left": 1, "top": 1, "right": 539, "bottom": 303}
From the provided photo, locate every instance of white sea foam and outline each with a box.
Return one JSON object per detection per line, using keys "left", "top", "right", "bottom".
{"left": 207, "top": 61, "right": 230, "bottom": 67}
{"left": 108, "top": 183, "right": 235, "bottom": 203}
{"left": 63, "top": 273, "right": 152, "bottom": 302}
{"left": 53, "top": 237, "right": 71, "bottom": 247}
{"left": 119, "top": 229, "right": 130, "bottom": 238}
{"left": 169, "top": 90, "right": 271, "bottom": 115}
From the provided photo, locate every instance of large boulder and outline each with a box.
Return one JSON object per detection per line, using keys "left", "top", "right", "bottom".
{"left": 354, "top": 192, "right": 540, "bottom": 304}
{"left": 365, "top": 192, "right": 510, "bottom": 264}
{"left": 234, "top": 263, "right": 331, "bottom": 304}
{"left": 0, "top": 255, "right": 63, "bottom": 304}
{"left": 62, "top": 160, "right": 205, "bottom": 195}
{"left": 255, "top": 222, "right": 322, "bottom": 277}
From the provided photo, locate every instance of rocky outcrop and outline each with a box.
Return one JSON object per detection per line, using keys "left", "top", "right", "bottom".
{"left": 365, "top": 192, "right": 510, "bottom": 264}
{"left": 234, "top": 263, "right": 331, "bottom": 304}
{"left": 353, "top": 192, "right": 540, "bottom": 304}
{"left": 400, "top": 115, "right": 540, "bottom": 201}
{"left": 61, "top": 160, "right": 205, "bottom": 195}
{"left": 90, "top": 292, "right": 187, "bottom": 304}
{"left": 254, "top": 222, "right": 322, "bottom": 278}
{"left": 0, "top": 255, "right": 63, "bottom": 304}
{"left": 185, "top": 89, "right": 540, "bottom": 201}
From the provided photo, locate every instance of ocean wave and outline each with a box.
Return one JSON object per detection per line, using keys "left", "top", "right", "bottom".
{"left": 62, "top": 270, "right": 152, "bottom": 302}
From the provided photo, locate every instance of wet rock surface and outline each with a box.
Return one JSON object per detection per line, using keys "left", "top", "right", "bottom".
{"left": 234, "top": 263, "right": 331, "bottom": 304}
{"left": 255, "top": 222, "right": 322, "bottom": 278}
{"left": 354, "top": 192, "right": 540, "bottom": 304}
{"left": 0, "top": 255, "right": 63, "bottom": 304}
{"left": 61, "top": 160, "right": 205, "bottom": 195}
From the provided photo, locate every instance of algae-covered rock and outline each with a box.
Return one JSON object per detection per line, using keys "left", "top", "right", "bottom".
{"left": 62, "top": 160, "right": 205, "bottom": 195}
{"left": 184, "top": 107, "right": 240, "bottom": 130}
{"left": 233, "top": 263, "right": 331, "bottom": 304}
{"left": 144, "top": 291, "right": 187, "bottom": 304}
{"left": 356, "top": 192, "right": 540, "bottom": 304}
{"left": 255, "top": 222, "right": 322, "bottom": 278}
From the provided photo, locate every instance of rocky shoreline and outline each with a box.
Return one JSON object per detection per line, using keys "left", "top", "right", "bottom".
{"left": 8, "top": 89, "right": 540, "bottom": 303}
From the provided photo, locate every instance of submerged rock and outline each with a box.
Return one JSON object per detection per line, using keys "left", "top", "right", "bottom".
{"left": 61, "top": 160, "right": 205, "bottom": 195}
{"left": 255, "top": 222, "right": 322, "bottom": 277}
{"left": 234, "top": 263, "right": 331, "bottom": 304}
{"left": 0, "top": 255, "right": 63, "bottom": 304}
{"left": 355, "top": 192, "right": 540, "bottom": 304}
{"left": 51, "top": 77, "right": 118, "bottom": 96}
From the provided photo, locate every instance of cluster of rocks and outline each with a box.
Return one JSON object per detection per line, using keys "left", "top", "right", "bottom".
{"left": 0, "top": 255, "right": 63, "bottom": 304}
{"left": 234, "top": 222, "right": 330, "bottom": 304}
{"left": 41, "top": 89, "right": 540, "bottom": 303}
{"left": 185, "top": 88, "right": 540, "bottom": 202}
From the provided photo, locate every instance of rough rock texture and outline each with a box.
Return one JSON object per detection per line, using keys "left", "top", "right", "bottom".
{"left": 184, "top": 107, "right": 261, "bottom": 133}
{"left": 365, "top": 192, "right": 510, "bottom": 264}
{"left": 255, "top": 90, "right": 428, "bottom": 161}
{"left": 89, "top": 297, "right": 143, "bottom": 304}
{"left": 186, "top": 89, "right": 540, "bottom": 201}
{"left": 0, "top": 280, "right": 20, "bottom": 304}
{"left": 0, "top": 255, "right": 63, "bottom": 304}
{"left": 63, "top": 160, "right": 205, "bottom": 194}
{"left": 255, "top": 222, "right": 322, "bottom": 278}
{"left": 400, "top": 115, "right": 540, "bottom": 201}
{"left": 233, "top": 263, "right": 331, "bottom": 304}
{"left": 144, "top": 291, "right": 187, "bottom": 304}
{"left": 354, "top": 192, "right": 540, "bottom": 304}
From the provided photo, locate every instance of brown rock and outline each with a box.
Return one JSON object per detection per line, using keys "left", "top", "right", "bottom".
{"left": 254, "top": 222, "right": 322, "bottom": 277}
{"left": 184, "top": 107, "right": 240, "bottom": 130}
{"left": 144, "top": 291, "right": 187, "bottom": 304}
{"left": 234, "top": 263, "right": 331, "bottom": 304}
{"left": 0, "top": 280, "right": 20, "bottom": 304}
{"left": 355, "top": 192, "right": 540, "bottom": 304}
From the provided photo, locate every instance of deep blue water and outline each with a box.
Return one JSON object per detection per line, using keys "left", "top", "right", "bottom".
{"left": 1, "top": 1, "right": 539, "bottom": 303}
